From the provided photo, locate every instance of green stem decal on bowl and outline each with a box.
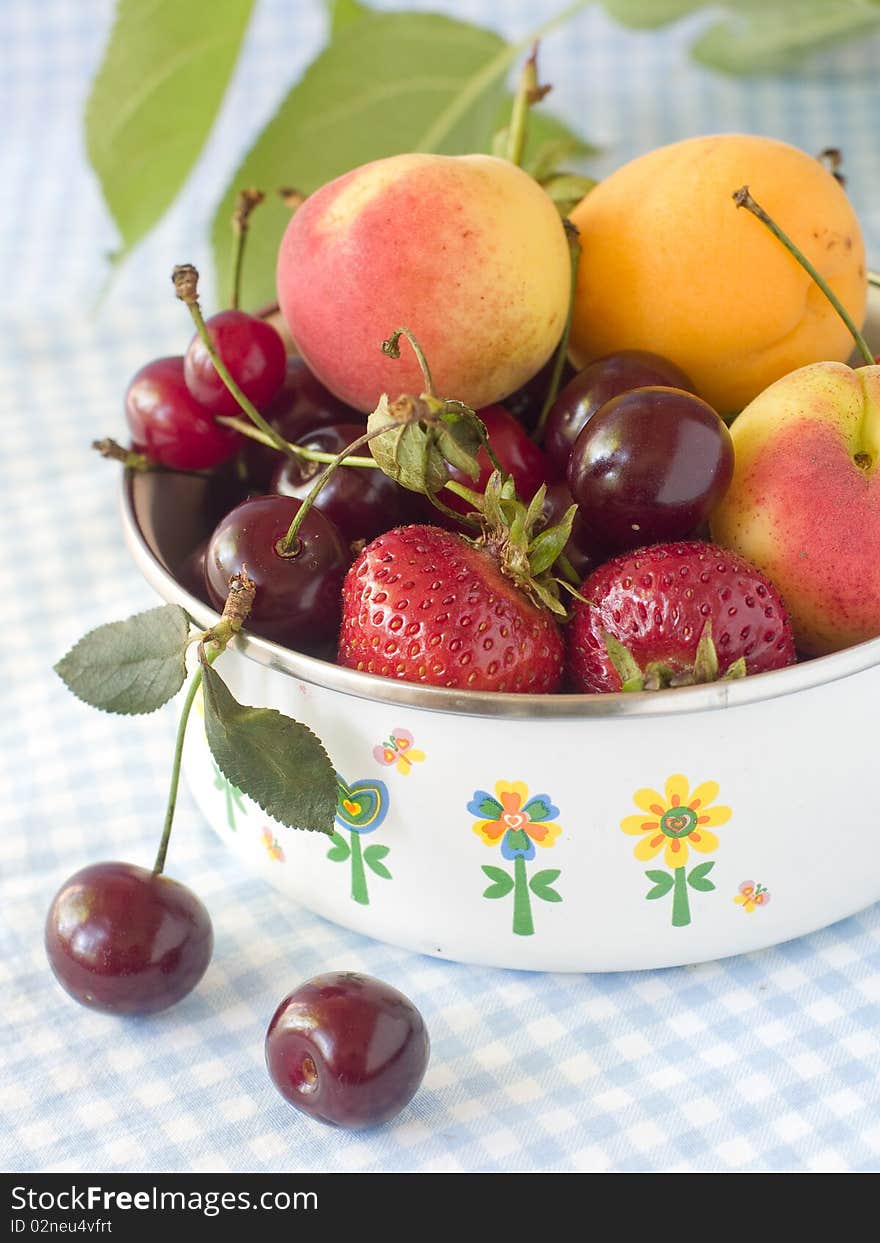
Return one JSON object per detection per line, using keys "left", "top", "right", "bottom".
{"left": 328, "top": 775, "right": 391, "bottom": 906}
{"left": 470, "top": 781, "right": 563, "bottom": 937}
{"left": 622, "top": 775, "right": 730, "bottom": 929}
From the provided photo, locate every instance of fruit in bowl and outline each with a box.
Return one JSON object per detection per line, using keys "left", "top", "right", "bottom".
{"left": 55, "top": 126, "right": 880, "bottom": 977}
{"left": 276, "top": 153, "right": 572, "bottom": 413}
{"left": 568, "top": 134, "right": 867, "bottom": 416}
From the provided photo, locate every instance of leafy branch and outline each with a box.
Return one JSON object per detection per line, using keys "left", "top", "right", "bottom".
{"left": 86, "top": 0, "right": 880, "bottom": 302}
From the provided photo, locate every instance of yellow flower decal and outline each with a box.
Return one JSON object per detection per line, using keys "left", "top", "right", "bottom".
{"left": 621, "top": 774, "right": 730, "bottom": 871}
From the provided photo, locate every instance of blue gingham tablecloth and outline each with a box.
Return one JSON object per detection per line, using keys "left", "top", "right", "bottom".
{"left": 3, "top": 0, "right": 880, "bottom": 1175}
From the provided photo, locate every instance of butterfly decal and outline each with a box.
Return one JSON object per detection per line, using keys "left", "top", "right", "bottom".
{"left": 734, "top": 880, "right": 771, "bottom": 913}
{"left": 261, "top": 827, "right": 285, "bottom": 863}
{"left": 372, "top": 728, "right": 426, "bottom": 776}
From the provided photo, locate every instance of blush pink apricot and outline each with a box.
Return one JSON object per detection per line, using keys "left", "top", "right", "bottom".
{"left": 276, "top": 153, "right": 571, "bottom": 413}
{"left": 710, "top": 362, "right": 880, "bottom": 655}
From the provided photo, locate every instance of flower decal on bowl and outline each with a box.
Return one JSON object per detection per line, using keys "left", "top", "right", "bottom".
{"left": 621, "top": 775, "right": 731, "bottom": 928}
{"left": 327, "top": 775, "right": 391, "bottom": 906}
{"left": 261, "top": 827, "right": 285, "bottom": 863}
{"left": 734, "top": 880, "right": 771, "bottom": 913}
{"left": 468, "top": 781, "right": 562, "bottom": 937}
{"left": 373, "top": 728, "right": 425, "bottom": 776}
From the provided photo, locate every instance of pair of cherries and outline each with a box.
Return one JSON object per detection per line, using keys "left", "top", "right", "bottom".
{"left": 45, "top": 862, "right": 429, "bottom": 1129}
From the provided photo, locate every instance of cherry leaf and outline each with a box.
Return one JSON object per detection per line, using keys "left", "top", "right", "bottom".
{"left": 86, "top": 0, "right": 256, "bottom": 262}
{"left": 200, "top": 661, "right": 337, "bottom": 834}
{"left": 54, "top": 604, "right": 189, "bottom": 715}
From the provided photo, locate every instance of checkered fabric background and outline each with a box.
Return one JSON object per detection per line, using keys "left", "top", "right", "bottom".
{"left": 3, "top": 0, "right": 880, "bottom": 1174}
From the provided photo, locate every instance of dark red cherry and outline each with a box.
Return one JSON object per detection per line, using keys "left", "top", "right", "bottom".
{"left": 567, "top": 386, "right": 734, "bottom": 551}
{"left": 271, "top": 423, "right": 413, "bottom": 542}
{"left": 541, "top": 481, "right": 606, "bottom": 582}
{"left": 265, "top": 972, "right": 430, "bottom": 1129}
{"left": 125, "top": 356, "right": 241, "bottom": 471}
{"left": 184, "top": 310, "right": 288, "bottom": 417}
{"left": 243, "top": 357, "right": 358, "bottom": 491}
{"left": 441, "top": 404, "right": 548, "bottom": 523}
{"left": 544, "top": 351, "right": 697, "bottom": 479}
{"left": 205, "top": 494, "right": 349, "bottom": 650}
{"left": 45, "top": 861, "right": 213, "bottom": 1015}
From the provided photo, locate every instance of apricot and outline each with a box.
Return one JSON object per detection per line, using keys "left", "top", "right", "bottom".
{"left": 568, "top": 135, "right": 867, "bottom": 416}
{"left": 710, "top": 361, "right": 880, "bottom": 656}
{"left": 276, "top": 154, "right": 571, "bottom": 413}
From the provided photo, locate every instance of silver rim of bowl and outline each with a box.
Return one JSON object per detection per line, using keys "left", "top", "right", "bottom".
{"left": 120, "top": 273, "right": 880, "bottom": 722}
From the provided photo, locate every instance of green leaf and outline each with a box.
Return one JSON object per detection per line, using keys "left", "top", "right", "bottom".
{"left": 86, "top": 0, "right": 255, "bottom": 261}
{"left": 367, "top": 396, "right": 450, "bottom": 496}
{"left": 529, "top": 869, "right": 562, "bottom": 902}
{"left": 54, "top": 604, "right": 189, "bottom": 715}
{"left": 213, "top": 11, "right": 519, "bottom": 309}
{"left": 645, "top": 869, "right": 674, "bottom": 899}
{"left": 601, "top": 0, "right": 703, "bottom": 27}
{"left": 692, "top": 2, "right": 880, "bottom": 75}
{"left": 482, "top": 865, "right": 515, "bottom": 899}
{"left": 688, "top": 860, "right": 717, "bottom": 892}
{"left": 326, "top": 0, "right": 371, "bottom": 35}
{"left": 364, "top": 843, "right": 392, "bottom": 879}
{"left": 201, "top": 660, "right": 337, "bottom": 834}
{"left": 540, "top": 172, "right": 598, "bottom": 216}
{"left": 528, "top": 505, "right": 576, "bottom": 576}
{"left": 326, "top": 831, "right": 351, "bottom": 861}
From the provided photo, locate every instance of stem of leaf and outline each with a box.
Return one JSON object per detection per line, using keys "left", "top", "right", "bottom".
{"left": 504, "top": 43, "right": 545, "bottom": 168}
{"left": 153, "top": 646, "right": 221, "bottom": 876}
{"left": 382, "top": 328, "right": 435, "bottom": 396}
{"left": 733, "top": 186, "right": 874, "bottom": 366}
{"left": 215, "top": 415, "right": 378, "bottom": 467}
{"left": 415, "top": 0, "right": 589, "bottom": 153}
{"left": 534, "top": 220, "right": 582, "bottom": 442}
{"left": 230, "top": 189, "right": 265, "bottom": 311}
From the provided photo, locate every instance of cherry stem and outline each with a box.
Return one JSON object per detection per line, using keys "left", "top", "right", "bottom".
{"left": 154, "top": 569, "right": 255, "bottom": 876}
{"left": 277, "top": 423, "right": 401, "bottom": 555}
{"left": 504, "top": 43, "right": 550, "bottom": 168}
{"left": 92, "top": 438, "right": 155, "bottom": 472}
{"left": 215, "top": 415, "right": 379, "bottom": 468}
{"left": 733, "top": 186, "right": 874, "bottom": 367}
{"left": 172, "top": 264, "right": 295, "bottom": 459}
{"left": 534, "top": 219, "right": 582, "bottom": 442}
{"left": 230, "top": 188, "right": 265, "bottom": 311}
{"left": 382, "top": 328, "right": 435, "bottom": 396}
{"left": 443, "top": 479, "right": 485, "bottom": 509}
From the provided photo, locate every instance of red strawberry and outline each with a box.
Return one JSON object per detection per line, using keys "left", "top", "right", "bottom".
{"left": 338, "top": 524, "right": 564, "bottom": 692}
{"left": 567, "top": 541, "right": 797, "bottom": 693}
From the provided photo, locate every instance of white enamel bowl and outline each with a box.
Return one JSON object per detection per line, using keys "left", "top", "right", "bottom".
{"left": 121, "top": 280, "right": 880, "bottom": 972}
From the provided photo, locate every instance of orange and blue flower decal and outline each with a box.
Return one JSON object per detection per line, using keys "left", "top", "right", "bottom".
{"left": 327, "top": 775, "right": 391, "bottom": 905}
{"left": 373, "top": 728, "right": 426, "bottom": 776}
{"left": 621, "top": 774, "right": 731, "bottom": 927}
{"left": 469, "top": 781, "right": 562, "bottom": 936}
